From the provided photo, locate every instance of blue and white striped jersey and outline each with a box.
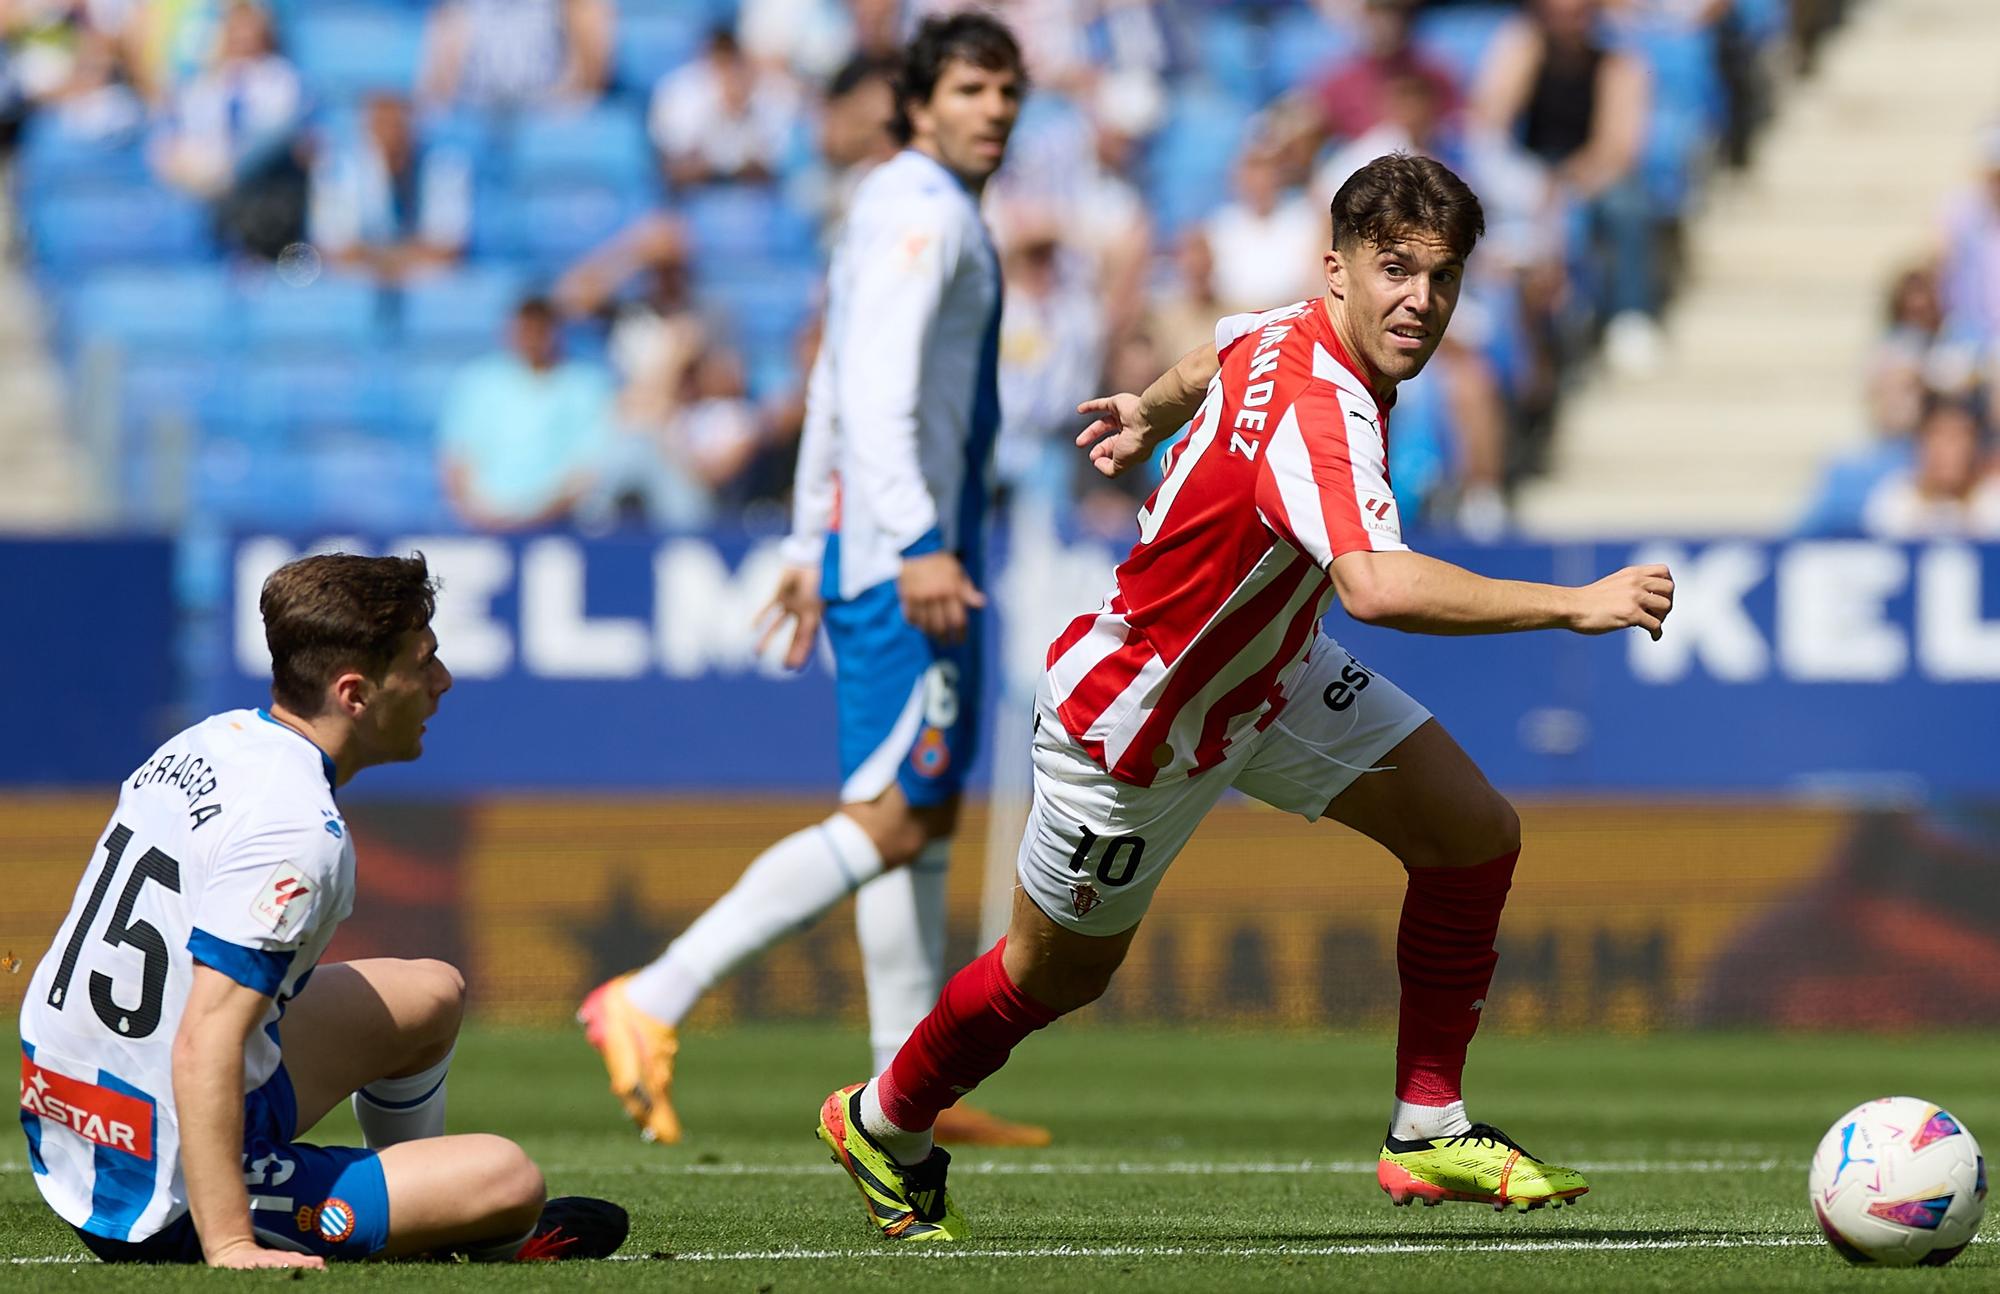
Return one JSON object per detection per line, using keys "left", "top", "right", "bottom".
{"left": 783, "top": 148, "right": 1004, "bottom": 602}
{"left": 19, "top": 711, "right": 354, "bottom": 1242}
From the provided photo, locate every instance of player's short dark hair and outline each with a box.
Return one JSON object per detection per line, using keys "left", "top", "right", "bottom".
{"left": 891, "top": 11, "right": 1025, "bottom": 146}
{"left": 262, "top": 553, "right": 439, "bottom": 716}
{"left": 1328, "top": 153, "right": 1484, "bottom": 263}
{"left": 1917, "top": 391, "right": 1986, "bottom": 437}
{"left": 829, "top": 52, "right": 896, "bottom": 102}
{"left": 514, "top": 295, "right": 556, "bottom": 324}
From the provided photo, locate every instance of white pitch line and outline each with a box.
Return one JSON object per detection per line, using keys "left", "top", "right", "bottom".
{"left": 617, "top": 1236, "right": 1836, "bottom": 1262}
{"left": 0, "top": 1160, "right": 1800, "bottom": 1176}
{"left": 531, "top": 1158, "right": 1790, "bottom": 1178}
{"left": 1, "top": 1237, "right": 1829, "bottom": 1267}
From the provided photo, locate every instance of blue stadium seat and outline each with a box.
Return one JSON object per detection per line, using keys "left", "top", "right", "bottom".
{"left": 237, "top": 274, "right": 387, "bottom": 354}
{"left": 242, "top": 356, "right": 401, "bottom": 441}
{"left": 1625, "top": 21, "right": 1724, "bottom": 132}
{"left": 1734, "top": 0, "right": 1791, "bottom": 46}
{"left": 14, "top": 115, "right": 150, "bottom": 188}
{"left": 288, "top": 6, "right": 426, "bottom": 99}
{"left": 700, "top": 261, "right": 817, "bottom": 348}
{"left": 27, "top": 184, "right": 214, "bottom": 269}
{"left": 68, "top": 267, "right": 235, "bottom": 355}
{"left": 396, "top": 358, "right": 470, "bottom": 441}
{"left": 508, "top": 181, "right": 648, "bottom": 267}
{"left": 118, "top": 357, "right": 238, "bottom": 438}
{"left": 399, "top": 266, "right": 528, "bottom": 358}
{"left": 510, "top": 104, "right": 654, "bottom": 187}
{"left": 1796, "top": 442, "right": 1913, "bottom": 537}
{"left": 1265, "top": 8, "right": 1358, "bottom": 96}
{"left": 305, "top": 440, "right": 444, "bottom": 529}
{"left": 1412, "top": 5, "right": 1513, "bottom": 86}
{"left": 418, "top": 109, "right": 506, "bottom": 182}
{"left": 616, "top": 10, "right": 706, "bottom": 94}
{"left": 1192, "top": 9, "right": 1268, "bottom": 103}
{"left": 681, "top": 185, "right": 817, "bottom": 263}
{"left": 1142, "top": 90, "right": 1253, "bottom": 237}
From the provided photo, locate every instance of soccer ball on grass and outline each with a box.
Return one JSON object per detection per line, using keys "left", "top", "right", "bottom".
{"left": 1808, "top": 1097, "right": 1986, "bottom": 1267}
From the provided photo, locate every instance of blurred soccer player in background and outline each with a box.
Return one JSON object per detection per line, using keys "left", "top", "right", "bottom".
{"left": 17, "top": 554, "right": 626, "bottom": 1266}
{"left": 581, "top": 11, "right": 1048, "bottom": 1149}
{"left": 817, "top": 154, "right": 1677, "bottom": 1239}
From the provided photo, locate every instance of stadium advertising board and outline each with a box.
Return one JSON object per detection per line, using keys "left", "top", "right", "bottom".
{"left": 205, "top": 533, "right": 2000, "bottom": 795}
{"left": 6, "top": 794, "right": 1994, "bottom": 1031}
{"left": 0, "top": 539, "right": 175, "bottom": 784}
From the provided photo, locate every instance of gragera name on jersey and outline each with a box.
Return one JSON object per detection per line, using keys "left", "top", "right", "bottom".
{"left": 130, "top": 748, "right": 223, "bottom": 830}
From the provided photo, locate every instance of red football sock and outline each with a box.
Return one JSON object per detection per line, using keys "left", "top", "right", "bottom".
{"left": 876, "top": 938, "right": 1060, "bottom": 1133}
{"left": 1394, "top": 851, "right": 1518, "bottom": 1106}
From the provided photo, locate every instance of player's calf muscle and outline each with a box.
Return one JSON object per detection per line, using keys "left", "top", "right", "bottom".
{"left": 377, "top": 1135, "right": 543, "bottom": 1254}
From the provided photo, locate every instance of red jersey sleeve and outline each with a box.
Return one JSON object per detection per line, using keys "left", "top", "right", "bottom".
{"left": 1255, "top": 383, "right": 1407, "bottom": 569}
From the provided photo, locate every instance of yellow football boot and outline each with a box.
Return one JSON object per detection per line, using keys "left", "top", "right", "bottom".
{"left": 817, "top": 1083, "right": 967, "bottom": 1241}
{"left": 576, "top": 975, "right": 682, "bottom": 1144}
{"left": 1378, "top": 1123, "right": 1589, "bottom": 1212}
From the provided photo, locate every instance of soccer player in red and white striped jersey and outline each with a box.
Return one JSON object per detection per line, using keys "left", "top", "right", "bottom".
{"left": 816, "top": 154, "right": 1676, "bottom": 1238}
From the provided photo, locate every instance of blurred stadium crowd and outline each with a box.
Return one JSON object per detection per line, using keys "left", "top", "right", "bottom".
{"left": 1798, "top": 127, "right": 2000, "bottom": 539}
{"left": 14, "top": 0, "right": 1988, "bottom": 545}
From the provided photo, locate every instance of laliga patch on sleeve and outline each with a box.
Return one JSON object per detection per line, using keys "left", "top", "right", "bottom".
{"left": 1360, "top": 494, "right": 1399, "bottom": 538}
{"left": 248, "top": 860, "right": 316, "bottom": 939}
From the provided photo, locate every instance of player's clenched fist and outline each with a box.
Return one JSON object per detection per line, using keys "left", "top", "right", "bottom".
{"left": 755, "top": 564, "right": 825, "bottom": 671}
{"left": 1569, "top": 564, "right": 1675, "bottom": 641}
{"left": 900, "top": 551, "right": 986, "bottom": 644}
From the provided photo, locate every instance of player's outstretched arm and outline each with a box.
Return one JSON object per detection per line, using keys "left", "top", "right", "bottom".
{"left": 1332, "top": 551, "right": 1675, "bottom": 640}
{"left": 1075, "top": 343, "right": 1219, "bottom": 478}
{"left": 172, "top": 966, "right": 325, "bottom": 1269}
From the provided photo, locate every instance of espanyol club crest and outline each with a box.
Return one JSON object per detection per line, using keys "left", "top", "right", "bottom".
{"left": 1070, "top": 880, "right": 1102, "bottom": 918}
{"left": 315, "top": 1198, "right": 357, "bottom": 1244}
{"left": 911, "top": 728, "right": 951, "bottom": 778}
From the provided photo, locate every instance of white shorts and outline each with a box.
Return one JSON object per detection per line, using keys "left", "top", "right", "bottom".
{"left": 1017, "top": 632, "right": 1431, "bottom": 935}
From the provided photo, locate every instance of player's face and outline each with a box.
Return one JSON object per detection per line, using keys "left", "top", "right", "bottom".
{"left": 909, "top": 58, "right": 1022, "bottom": 186}
{"left": 359, "top": 627, "right": 452, "bottom": 764}
{"left": 1324, "top": 233, "right": 1463, "bottom": 386}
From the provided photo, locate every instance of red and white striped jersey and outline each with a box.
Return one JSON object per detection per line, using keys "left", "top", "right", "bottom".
{"left": 1046, "top": 298, "right": 1407, "bottom": 787}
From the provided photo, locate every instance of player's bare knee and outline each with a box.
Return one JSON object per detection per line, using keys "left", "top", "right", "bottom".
{"left": 403, "top": 959, "right": 466, "bottom": 1058}
{"left": 488, "top": 1140, "right": 546, "bottom": 1229}
{"left": 1404, "top": 793, "right": 1519, "bottom": 869}
{"left": 1486, "top": 796, "right": 1522, "bottom": 861}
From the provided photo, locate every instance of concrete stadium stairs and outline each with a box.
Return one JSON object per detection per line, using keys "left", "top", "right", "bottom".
{"left": 0, "top": 174, "right": 96, "bottom": 530}
{"left": 1515, "top": 0, "right": 2000, "bottom": 537}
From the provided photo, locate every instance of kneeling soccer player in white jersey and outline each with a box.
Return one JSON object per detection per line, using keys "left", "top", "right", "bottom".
{"left": 17, "top": 553, "right": 626, "bottom": 1267}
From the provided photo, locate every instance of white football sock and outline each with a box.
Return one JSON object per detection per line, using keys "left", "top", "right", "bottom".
{"left": 857, "top": 840, "right": 951, "bottom": 1076}
{"left": 352, "top": 1047, "right": 452, "bottom": 1148}
{"left": 624, "top": 813, "right": 885, "bottom": 1026}
{"left": 1390, "top": 1097, "right": 1471, "bottom": 1143}
{"left": 860, "top": 1076, "right": 934, "bottom": 1167}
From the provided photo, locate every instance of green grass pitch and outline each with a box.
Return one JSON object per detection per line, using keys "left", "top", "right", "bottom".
{"left": 6, "top": 1023, "right": 1995, "bottom": 1290}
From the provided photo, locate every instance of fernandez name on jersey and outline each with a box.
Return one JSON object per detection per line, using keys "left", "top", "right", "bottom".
{"left": 1048, "top": 298, "right": 1407, "bottom": 788}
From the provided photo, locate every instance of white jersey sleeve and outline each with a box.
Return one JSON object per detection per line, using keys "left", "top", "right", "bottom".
{"left": 186, "top": 804, "right": 352, "bottom": 997}
{"left": 780, "top": 341, "right": 838, "bottom": 570}
{"left": 832, "top": 199, "right": 965, "bottom": 555}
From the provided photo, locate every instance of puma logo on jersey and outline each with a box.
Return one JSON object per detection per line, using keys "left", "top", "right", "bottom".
{"left": 20, "top": 1056, "right": 154, "bottom": 1158}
